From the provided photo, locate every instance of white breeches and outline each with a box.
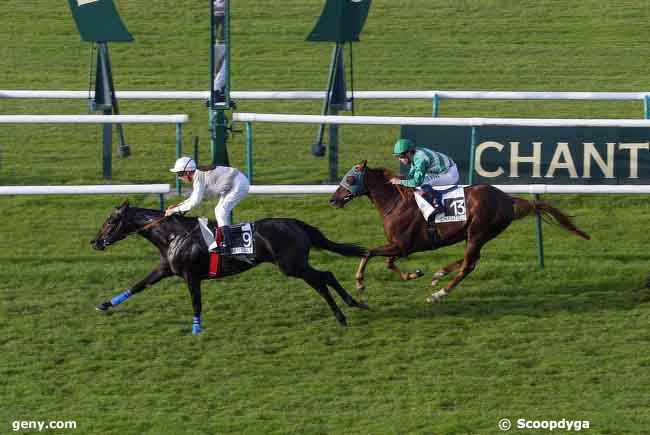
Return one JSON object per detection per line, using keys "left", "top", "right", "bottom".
{"left": 214, "top": 172, "right": 250, "bottom": 226}
{"left": 420, "top": 164, "right": 460, "bottom": 188}
{"left": 414, "top": 164, "right": 460, "bottom": 220}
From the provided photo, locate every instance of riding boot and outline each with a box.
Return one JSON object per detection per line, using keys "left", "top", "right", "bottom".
{"left": 429, "top": 199, "right": 445, "bottom": 219}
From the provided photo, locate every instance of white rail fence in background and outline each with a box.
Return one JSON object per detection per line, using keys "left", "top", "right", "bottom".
{"left": 4, "top": 89, "right": 650, "bottom": 118}
{"left": 3, "top": 90, "right": 650, "bottom": 101}
{"left": 233, "top": 112, "right": 650, "bottom": 128}
{"left": 0, "top": 114, "right": 189, "bottom": 193}
{"left": 0, "top": 184, "right": 171, "bottom": 209}
{"left": 0, "top": 184, "right": 170, "bottom": 195}
{"left": 233, "top": 112, "right": 650, "bottom": 184}
{"left": 0, "top": 114, "right": 188, "bottom": 124}
{"left": 247, "top": 185, "right": 650, "bottom": 195}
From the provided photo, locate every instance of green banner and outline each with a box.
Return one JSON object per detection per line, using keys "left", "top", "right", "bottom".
{"left": 307, "top": 0, "right": 372, "bottom": 43}
{"left": 68, "top": 0, "right": 133, "bottom": 42}
{"left": 401, "top": 125, "right": 650, "bottom": 184}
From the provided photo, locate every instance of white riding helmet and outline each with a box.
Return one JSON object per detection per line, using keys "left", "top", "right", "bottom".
{"left": 170, "top": 156, "right": 197, "bottom": 173}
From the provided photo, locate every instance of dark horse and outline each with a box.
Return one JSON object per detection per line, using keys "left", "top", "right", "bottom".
{"left": 329, "top": 161, "right": 590, "bottom": 303}
{"left": 91, "top": 201, "right": 368, "bottom": 333}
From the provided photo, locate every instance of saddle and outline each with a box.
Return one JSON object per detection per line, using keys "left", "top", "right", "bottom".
{"left": 415, "top": 185, "right": 467, "bottom": 225}
{"left": 198, "top": 218, "right": 257, "bottom": 278}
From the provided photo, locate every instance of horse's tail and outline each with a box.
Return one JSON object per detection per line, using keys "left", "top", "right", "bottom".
{"left": 297, "top": 221, "right": 368, "bottom": 257}
{"left": 511, "top": 197, "right": 590, "bottom": 240}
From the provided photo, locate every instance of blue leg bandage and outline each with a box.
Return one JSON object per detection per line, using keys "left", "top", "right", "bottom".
{"left": 110, "top": 290, "right": 133, "bottom": 306}
{"left": 192, "top": 316, "right": 202, "bottom": 335}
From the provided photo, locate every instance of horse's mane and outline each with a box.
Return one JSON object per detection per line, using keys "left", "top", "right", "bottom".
{"left": 368, "top": 166, "right": 415, "bottom": 200}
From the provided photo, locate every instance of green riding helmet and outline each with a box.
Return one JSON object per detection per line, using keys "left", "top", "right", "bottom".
{"left": 393, "top": 138, "right": 415, "bottom": 155}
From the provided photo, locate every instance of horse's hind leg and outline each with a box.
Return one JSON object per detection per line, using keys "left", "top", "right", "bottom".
{"left": 427, "top": 241, "right": 484, "bottom": 303}
{"left": 302, "top": 268, "right": 348, "bottom": 326}
{"left": 387, "top": 256, "right": 424, "bottom": 281}
{"left": 430, "top": 258, "right": 464, "bottom": 286}
{"left": 322, "top": 270, "right": 369, "bottom": 310}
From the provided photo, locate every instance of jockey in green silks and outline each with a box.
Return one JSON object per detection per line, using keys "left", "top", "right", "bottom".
{"left": 389, "top": 138, "right": 460, "bottom": 222}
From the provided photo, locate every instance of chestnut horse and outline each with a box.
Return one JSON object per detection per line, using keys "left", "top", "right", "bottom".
{"left": 329, "top": 161, "right": 590, "bottom": 303}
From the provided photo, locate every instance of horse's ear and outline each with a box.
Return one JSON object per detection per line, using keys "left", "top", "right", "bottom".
{"left": 119, "top": 200, "right": 130, "bottom": 210}
{"left": 355, "top": 160, "right": 368, "bottom": 171}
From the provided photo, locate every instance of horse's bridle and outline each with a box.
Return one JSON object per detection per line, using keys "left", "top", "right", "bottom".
{"left": 340, "top": 166, "right": 405, "bottom": 218}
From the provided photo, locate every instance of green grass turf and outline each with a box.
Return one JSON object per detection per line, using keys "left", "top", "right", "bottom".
{"left": 2, "top": 1, "right": 650, "bottom": 434}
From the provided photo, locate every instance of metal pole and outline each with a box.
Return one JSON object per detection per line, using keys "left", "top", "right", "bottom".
{"left": 432, "top": 93, "right": 439, "bottom": 117}
{"left": 159, "top": 194, "right": 165, "bottom": 211}
{"left": 328, "top": 103, "right": 340, "bottom": 182}
{"left": 534, "top": 193, "right": 545, "bottom": 269}
{"left": 193, "top": 135, "right": 199, "bottom": 165}
{"left": 176, "top": 123, "right": 183, "bottom": 195}
{"left": 225, "top": 0, "right": 231, "bottom": 108}
{"left": 311, "top": 44, "right": 341, "bottom": 157}
{"left": 468, "top": 126, "right": 478, "bottom": 184}
{"left": 209, "top": 0, "right": 215, "bottom": 106}
{"left": 645, "top": 95, "right": 649, "bottom": 119}
{"left": 246, "top": 121, "right": 253, "bottom": 184}
{"left": 102, "top": 110, "right": 112, "bottom": 179}
{"left": 209, "top": 0, "right": 230, "bottom": 166}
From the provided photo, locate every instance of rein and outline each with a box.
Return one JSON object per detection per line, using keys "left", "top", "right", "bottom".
{"left": 135, "top": 214, "right": 201, "bottom": 243}
{"left": 138, "top": 216, "right": 168, "bottom": 232}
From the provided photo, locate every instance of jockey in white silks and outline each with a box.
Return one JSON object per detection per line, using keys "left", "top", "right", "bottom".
{"left": 388, "top": 138, "right": 460, "bottom": 222}
{"left": 165, "top": 156, "right": 250, "bottom": 250}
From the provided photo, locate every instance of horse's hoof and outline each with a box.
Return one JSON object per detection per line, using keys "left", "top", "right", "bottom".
{"left": 357, "top": 301, "right": 370, "bottom": 310}
{"left": 192, "top": 324, "right": 202, "bottom": 335}
{"left": 95, "top": 301, "right": 111, "bottom": 312}
{"left": 426, "top": 289, "right": 448, "bottom": 303}
{"left": 431, "top": 272, "right": 445, "bottom": 287}
{"left": 415, "top": 269, "right": 424, "bottom": 277}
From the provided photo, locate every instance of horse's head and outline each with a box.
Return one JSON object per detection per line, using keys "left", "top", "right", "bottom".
{"left": 91, "top": 200, "right": 133, "bottom": 251}
{"left": 329, "top": 160, "right": 368, "bottom": 208}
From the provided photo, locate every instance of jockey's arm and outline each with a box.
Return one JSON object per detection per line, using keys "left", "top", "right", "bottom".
{"left": 400, "top": 159, "right": 428, "bottom": 188}
{"left": 167, "top": 176, "right": 207, "bottom": 215}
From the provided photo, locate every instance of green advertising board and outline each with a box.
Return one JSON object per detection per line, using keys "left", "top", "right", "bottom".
{"left": 401, "top": 125, "right": 650, "bottom": 185}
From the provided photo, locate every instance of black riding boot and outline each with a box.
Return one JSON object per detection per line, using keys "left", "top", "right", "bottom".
{"left": 429, "top": 199, "right": 444, "bottom": 221}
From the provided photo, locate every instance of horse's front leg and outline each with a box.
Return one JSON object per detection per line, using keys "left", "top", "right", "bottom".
{"left": 96, "top": 265, "right": 171, "bottom": 312}
{"left": 355, "top": 244, "right": 404, "bottom": 302}
{"left": 386, "top": 256, "right": 424, "bottom": 281}
{"left": 186, "top": 276, "right": 203, "bottom": 335}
